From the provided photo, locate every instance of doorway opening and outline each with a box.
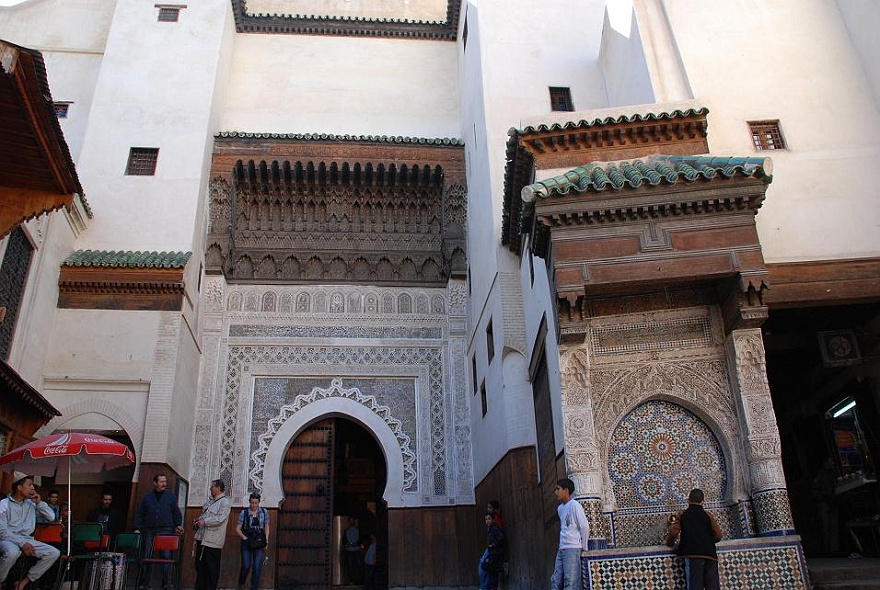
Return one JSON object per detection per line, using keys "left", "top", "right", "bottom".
{"left": 276, "top": 417, "right": 387, "bottom": 590}
{"left": 764, "top": 303, "right": 880, "bottom": 557}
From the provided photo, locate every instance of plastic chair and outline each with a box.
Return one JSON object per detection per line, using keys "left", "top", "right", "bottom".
{"left": 137, "top": 535, "right": 180, "bottom": 590}
{"left": 55, "top": 523, "right": 105, "bottom": 589}
{"left": 34, "top": 523, "right": 64, "bottom": 545}
{"left": 83, "top": 534, "right": 111, "bottom": 551}
{"left": 113, "top": 532, "right": 141, "bottom": 589}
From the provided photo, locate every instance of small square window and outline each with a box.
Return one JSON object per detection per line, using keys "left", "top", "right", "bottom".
{"left": 156, "top": 5, "right": 185, "bottom": 22}
{"left": 53, "top": 102, "right": 71, "bottom": 118}
{"left": 749, "top": 120, "right": 786, "bottom": 151}
{"left": 126, "top": 148, "right": 159, "bottom": 176}
{"left": 549, "top": 87, "right": 573, "bottom": 112}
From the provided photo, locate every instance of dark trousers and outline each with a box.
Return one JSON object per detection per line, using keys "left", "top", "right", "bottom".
{"left": 685, "top": 557, "right": 720, "bottom": 590}
{"left": 194, "top": 542, "right": 221, "bottom": 590}
{"left": 344, "top": 549, "right": 362, "bottom": 584}
{"left": 140, "top": 528, "right": 174, "bottom": 587}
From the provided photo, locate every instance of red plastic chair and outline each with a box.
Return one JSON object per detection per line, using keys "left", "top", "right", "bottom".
{"left": 34, "top": 523, "right": 63, "bottom": 545}
{"left": 83, "top": 533, "right": 111, "bottom": 551}
{"left": 138, "top": 535, "right": 180, "bottom": 589}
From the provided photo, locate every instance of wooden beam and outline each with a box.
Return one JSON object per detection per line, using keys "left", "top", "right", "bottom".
{"left": 766, "top": 258, "right": 880, "bottom": 308}
{"left": 0, "top": 186, "right": 73, "bottom": 238}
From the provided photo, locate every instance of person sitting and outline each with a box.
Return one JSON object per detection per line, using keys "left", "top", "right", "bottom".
{"left": 87, "top": 491, "right": 123, "bottom": 543}
{"left": 0, "top": 473, "right": 61, "bottom": 590}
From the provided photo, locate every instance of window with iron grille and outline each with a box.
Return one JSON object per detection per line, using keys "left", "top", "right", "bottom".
{"left": 549, "top": 87, "right": 573, "bottom": 112}
{"left": 125, "top": 148, "right": 159, "bottom": 175}
{"left": 749, "top": 120, "right": 786, "bottom": 150}
{"left": 0, "top": 227, "right": 35, "bottom": 361}
{"left": 53, "top": 102, "right": 71, "bottom": 118}
{"left": 156, "top": 5, "right": 185, "bottom": 21}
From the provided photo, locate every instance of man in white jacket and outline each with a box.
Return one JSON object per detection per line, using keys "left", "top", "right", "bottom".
{"left": 0, "top": 472, "right": 61, "bottom": 590}
{"left": 550, "top": 478, "right": 590, "bottom": 590}
{"left": 193, "top": 479, "right": 231, "bottom": 590}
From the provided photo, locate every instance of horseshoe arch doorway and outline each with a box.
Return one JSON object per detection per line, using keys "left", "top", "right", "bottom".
{"left": 276, "top": 417, "right": 388, "bottom": 590}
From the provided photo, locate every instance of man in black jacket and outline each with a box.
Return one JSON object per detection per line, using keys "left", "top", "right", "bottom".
{"left": 665, "top": 488, "right": 723, "bottom": 590}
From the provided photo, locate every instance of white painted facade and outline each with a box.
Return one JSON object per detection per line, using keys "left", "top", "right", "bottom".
{"left": 0, "top": 0, "right": 878, "bottom": 523}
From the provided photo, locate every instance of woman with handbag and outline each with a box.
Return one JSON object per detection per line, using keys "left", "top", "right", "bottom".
{"left": 235, "top": 493, "right": 269, "bottom": 590}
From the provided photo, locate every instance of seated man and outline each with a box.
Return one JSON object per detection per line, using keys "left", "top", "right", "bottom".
{"left": 0, "top": 472, "right": 61, "bottom": 590}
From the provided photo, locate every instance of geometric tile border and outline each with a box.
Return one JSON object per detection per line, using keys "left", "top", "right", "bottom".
{"left": 584, "top": 536, "right": 808, "bottom": 590}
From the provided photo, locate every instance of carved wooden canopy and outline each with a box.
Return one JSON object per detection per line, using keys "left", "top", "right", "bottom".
{"left": 522, "top": 155, "right": 773, "bottom": 336}
{"left": 0, "top": 40, "right": 85, "bottom": 238}
{"left": 208, "top": 134, "right": 467, "bottom": 285}
{"left": 502, "top": 107, "right": 781, "bottom": 334}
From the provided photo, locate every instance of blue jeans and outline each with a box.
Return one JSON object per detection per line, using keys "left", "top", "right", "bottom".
{"left": 550, "top": 548, "right": 582, "bottom": 590}
{"left": 478, "top": 548, "right": 499, "bottom": 590}
{"left": 238, "top": 544, "right": 264, "bottom": 590}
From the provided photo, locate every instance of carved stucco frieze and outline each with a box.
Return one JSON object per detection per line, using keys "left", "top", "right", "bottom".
{"left": 559, "top": 347, "right": 603, "bottom": 497}
{"left": 727, "top": 329, "right": 787, "bottom": 491}
{"left": 207, "top": 283, "right": 472, "bottom": 506}
{"left": 203, "top": 277, "right": 224, "bottom": 312}
{"left": 591, "top": 361, "right": 737, "bottom": 447}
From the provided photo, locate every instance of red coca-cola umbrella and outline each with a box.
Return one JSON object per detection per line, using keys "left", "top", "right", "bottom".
{"left": 0, "top": 432, "right": 135, "bottom": 555}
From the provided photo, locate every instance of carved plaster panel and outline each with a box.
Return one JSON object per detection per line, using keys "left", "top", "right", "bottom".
{"left": 208, "top": 283, "right": 472, "bottom": 506}
{"left": 565, "top": 307, "right": 750, "bottom": 507}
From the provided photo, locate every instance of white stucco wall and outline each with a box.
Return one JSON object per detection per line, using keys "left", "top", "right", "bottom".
{"left": 598, "top": 5, "right": 655, "bottom": 107}
{"left": 663, "top": 0, "right": 880, "bottom": 262}
{"left": 0, "top": 0, "right": 115, "bottom": 160}
{"left": 44, "top": 310, "right": 161, "bottom": 382}
{"left": 6, "top": 212, "right": 83, "bottom": 388}
{"left": 463, "top": 0, "right": 608, "bottom": 483}
{"left": 218, "top": 35, "right": 459, "bottom": 138}
{"left": 72, "top": 0, "right": 231, "bottom": 252}
{"left": 834, "top": 0, "right": 880, "bottom": 110}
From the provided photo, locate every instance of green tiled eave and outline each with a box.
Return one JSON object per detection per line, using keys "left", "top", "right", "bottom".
{"left": 511, "top": 107, "right": 709, "bottom": 136}
{"left": 522, "top": 155, "right": 772, "bottom": 203}
{"left": 62, "top": 250, "right": 192, "bottom": 269}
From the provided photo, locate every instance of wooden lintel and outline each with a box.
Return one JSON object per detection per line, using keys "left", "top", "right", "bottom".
{"left": 765, "top": 258, "right": 880, "bottom": 308}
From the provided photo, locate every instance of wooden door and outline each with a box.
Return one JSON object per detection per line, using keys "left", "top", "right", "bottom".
{"left": 277, "top": 419, "right": 335, "bottom": 589}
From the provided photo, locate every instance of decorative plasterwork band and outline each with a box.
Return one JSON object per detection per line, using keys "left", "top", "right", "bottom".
{"left": 231, "top": 0, "right": 461, "bottom": 39}
{"left": 252, "top": 378, "right": 415, "bottom": 496}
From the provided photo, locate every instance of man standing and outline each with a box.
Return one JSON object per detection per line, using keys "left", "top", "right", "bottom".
{"left": 134, "top": 474, "right": 184, "bottom": 589}
{"left": 665, "top": 488, "right": 723, "bottom": 590}
{"left": 0, "top": 472, "right": 61, "bottom": 590}
{"left": 193, "top": 479, "right": 230, "bottom": 590}
{"left": 343, "top": 517, "right": 363, "bottom": 584}
{"left": 87, "top": 490, "right": 124, "bottom": 541}
{"left": 35, "top": 489, "right": 60, "bottom": 525}
{"left": 550, "top": 478, "right": 590, "bottom": 590}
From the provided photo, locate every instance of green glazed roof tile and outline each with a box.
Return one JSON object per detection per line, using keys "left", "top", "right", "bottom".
{"left": 62, "top": 250, "right": 192, "bottom": 269}
{"left": 510, "top": 107, "right": 710, "bottom": 136}
{"left": 522, "top": 155, "right": 772, "bottom": 202}
{"left": 216, "top": 132, "right": 463, "bottom": 146}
